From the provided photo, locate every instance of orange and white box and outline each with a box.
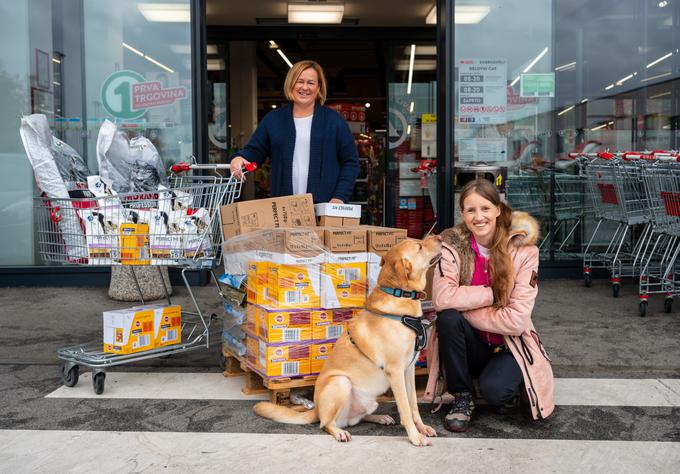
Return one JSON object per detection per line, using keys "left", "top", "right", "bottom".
{"left": 312, "top": 308, "right": 353, "bottom": 341}
{"left": 311, "top": 340, "right": 336, "bottom": 374}
{"left": 132, "top": 304, "right": 182, "bottom": 347}
{"left": 266, "top": 263, "right": 321, "bottom": 309}
{"left": 321, "top": 252, "right": 367, "bottom": 309}
{"left": 258, "top": 341, "right": 311, "bottom": 378}
{"left": 245, "top": 333, "right": 260, "bottom": 368}
{"left": 119, "top": 222, "right": 150, "bottom": 265}
{"left": 244, "top": 304, "right": 261, "bottom": 337}
{"left": 103, "top": 308, "right": 154, "bottom": 354}
{"left": 258, "top": 306, "right": 312, "bottom": 343}
{"left": 246, "top": 260, "right": 269, "bottom": 306}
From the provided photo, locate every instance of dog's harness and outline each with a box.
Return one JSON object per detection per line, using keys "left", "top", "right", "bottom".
{"left": 346, "top": 312, "right": 430, "bottom": 368}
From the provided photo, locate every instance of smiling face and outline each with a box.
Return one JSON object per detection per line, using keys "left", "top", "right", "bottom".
{"left": 292, "top": 68, "right": 320, "bottom": 109}
{"left": 462, "top": 191, "right": 501, "bottom": 247}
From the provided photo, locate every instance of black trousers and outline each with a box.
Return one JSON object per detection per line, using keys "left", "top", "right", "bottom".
{"left": 436, "top": 308, "right": 523, "bottom": 406}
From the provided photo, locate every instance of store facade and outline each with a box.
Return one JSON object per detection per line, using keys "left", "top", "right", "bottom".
{"left": 1, "top": 0, "right": 679, "bottom": 282}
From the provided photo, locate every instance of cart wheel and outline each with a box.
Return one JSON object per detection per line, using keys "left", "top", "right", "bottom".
{"left": 664, "top": 298, "right": 673, "bottom": 314}
{"left": 639, "top": 301, "right": 648, "bottom": 318}
{"left": 219, "top": 352, "right": 228, "bottom": 370}
{"left": 584, "top": 274, "right": 592, "bottom": 288}
{"left": 92, "top": 372, "right": 106, "bottom": 395}
{"left": 61, "top": 364, "right": 79, "bottom": 387}
{"left": 612, "top": 284, "right": 620, "bottom": 298}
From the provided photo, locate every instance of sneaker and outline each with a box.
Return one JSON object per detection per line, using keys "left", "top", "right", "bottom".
{"left": 444, "top": 391, "right": 475, "bottom": 432}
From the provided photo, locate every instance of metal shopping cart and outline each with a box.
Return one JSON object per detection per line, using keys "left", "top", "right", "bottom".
{"left": 35, "top": 160, "right": 255, "bottom": 393}
{"left": 578, "top": 152, "right": 658, "bottom": 297}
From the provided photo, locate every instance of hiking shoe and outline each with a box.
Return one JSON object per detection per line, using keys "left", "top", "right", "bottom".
{"left": 444, "top": 391, "right": 475, "bottom": 432}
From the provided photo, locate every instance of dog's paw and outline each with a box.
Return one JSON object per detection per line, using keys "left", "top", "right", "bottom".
{"left": 334, "top": 430, "right": 352, "bottom": 442}
{"left": 408, "top": 433, "right": 432, "bottom": 447}
{"left": 368, "top": 414, "right": 395, "bottom": 425}
{"left": 416, "top": 422, "right": 437, "bottom": 437}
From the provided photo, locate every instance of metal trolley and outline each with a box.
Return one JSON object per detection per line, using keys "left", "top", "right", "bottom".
{"left": 35, "top": 161, "right": 255, "bottom": 394}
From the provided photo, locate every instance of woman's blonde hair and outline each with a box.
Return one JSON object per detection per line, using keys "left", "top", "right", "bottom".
{"left": 283, "top": 60, "right": 328, "bottom": 105}
{"left": 459, "top": 179, "right": 514, "bottom": 308}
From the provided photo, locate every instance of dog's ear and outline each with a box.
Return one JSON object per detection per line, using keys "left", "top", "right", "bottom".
{"left": 394, "top": 257, "right": 412, "bottom": 285}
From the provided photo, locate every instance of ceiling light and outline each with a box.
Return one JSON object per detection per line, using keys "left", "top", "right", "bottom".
{"left": 272, "top": 104, "right": 278, "bottom": 109}
{"left": 640, "top": 72, "right": 672, "bottom": 82}
{"left": 616, "top": 73, "right": 635, "bottom": 85}
{"left": 207, "top": 44, "right": 218, "bottom": 55}
{"left": 122, "top": 41, "right": 174, "bottom": 73}
{"left": 365, "top": 102, "right": 371, "bottom": 108}
{"left": 407, "top": 44, "right": 416, "bottom": 95}
{"left": 650, "top": 91, "right": 671, "bottom": 99}
{"left": 522, "top": 47, "right": 549, "bottom": 73}
{"left": 395, "top": 60, "right": 436, "bottom": 71}
{"left": 122, "top": 42, "right": 144, "bottom": 57}
{"left": 288, "top": 1, "right": 344, "bottom": 24}
{"left": 409, "top": 101, "right": 415, "bottom": 113}
{"left": 605, "top": 84, "right": 615, "bottom": 90}
{"left": 646, "top": 52, "right": 672, "bottom": 68}
{"left": 555, "top": 61, "right": 576, "bottom": 72}
{"left": 591, "top": 123, "right": 608, "bottom": 131}
{"left": 581, "top": 98, "right": 588, "bottom": 103}
{"left": 277, "top": 49, "right": 293, "bottom": 68}
{"left": 269, "top": 40, "right": 279, "bottom": 49}
{"left": 659, "top": 1, "right": 668, "bottom": 7}
{"left": 403, "top": 45, "right": 436, "bottom": 56}
{"left": 510, "top": 75, "right": 521, "bottom": 87}
{"left": 138, "top": 3, "right": 190, "bottom": 22}
{"left": 426, "top": 5, "right": 491, "bottom": 25}
{"left": 52, "top": 57, "right": 61, "bottom": 64}
{"left": 557, "top": 105, "right": 575, "bottom": 116}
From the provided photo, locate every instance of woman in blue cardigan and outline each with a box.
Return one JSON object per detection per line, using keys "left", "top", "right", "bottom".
{"left": 229, "top": 60, "right": 359, "bottom": 203}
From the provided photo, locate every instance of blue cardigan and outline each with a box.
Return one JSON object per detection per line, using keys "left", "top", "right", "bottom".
{"left": 230, "top": 103, "right": 359, "bottom": 203}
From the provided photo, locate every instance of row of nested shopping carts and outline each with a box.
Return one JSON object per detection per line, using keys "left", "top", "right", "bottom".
{"left": 507, "top": 150, "right": 680, "bottom": 317}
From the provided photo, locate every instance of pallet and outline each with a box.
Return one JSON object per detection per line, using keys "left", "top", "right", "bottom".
{"left": 222, "top": 344, "right": 430, "bottom": 406}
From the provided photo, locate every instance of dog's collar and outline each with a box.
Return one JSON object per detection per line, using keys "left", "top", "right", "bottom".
{"left": 380, "top": 286, "right": 425, "bottom": 300}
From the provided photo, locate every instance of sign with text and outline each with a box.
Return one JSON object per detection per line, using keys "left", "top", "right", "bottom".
{"left": 458, "top": 59, "right": 507, "bottom": 125}
{"left": 132, "top": 81, "right": 186, "bottom": 109}
{"left": 520, "top": 73, "right": 555, "bottom": 98}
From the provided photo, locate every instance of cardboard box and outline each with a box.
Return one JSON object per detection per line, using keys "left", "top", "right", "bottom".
{"left": 244, "top": 304, "right": 260, "bottom": 336}
{"left": 148, "top": 209, "right": 183, "bottom": 265}
{"left": 119, "top": 222, "right": 150, "bottom": 265}
{"left": 220, "top": 194, "right": 316, "bottom": 239}
{"left": 259, "top": 227, "right": 324, "bottom": 256}
{"left": 245, "top": 333, "right": 259, "bottom": 368}
{"left": 311, "top": 340, "right": 336, "bottom": 374}
{"left": 258, "top": 341, "right": 311, "bottom": 378}
{"left": 317, "top": 216, "right": 360, "bottom": 226}
{"left": 152, "top": 305, "right": 182, "bottom": 347}
{"left": 103, "top": 308, "right": 155, "bottom": 354}
{"left": 258, "top": 306, "right": 313, "bottom": 343}
{"left": 312, "top": 308, "right": 354, "bottom": 341}
{"left": 321, "top": 253, "right": 367, "bottom": 308}
{"left": 320, "top": 227, "right": 367, "bottom": 253}
{"left": 246, "top": 260, "right": 269, "bottom": 306}
{"left": 266, "top": 263, "right": 321, "bottom": 309}
{"left": 364, "top": 226, "right": 409, "bottom": 293}
{"left": 314, "top": 203, "right": 361, "bottom": 219}
{"left": 80, "top": 207, "right": 123, "bottom": 265}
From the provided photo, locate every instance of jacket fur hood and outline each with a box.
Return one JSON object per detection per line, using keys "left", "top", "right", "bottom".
{"left": 438, "top": 211, "right": 540, "bottom": 285}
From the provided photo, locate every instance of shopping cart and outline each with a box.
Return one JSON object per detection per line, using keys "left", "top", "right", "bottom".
{"left": 578, "top": 152, "right": 658, "bottom": 297}
{"left": 35, "top": 160, "right": 256, "bottom": 393}
{"left": 638, "top": 153, "right": 680, "bottom": 316}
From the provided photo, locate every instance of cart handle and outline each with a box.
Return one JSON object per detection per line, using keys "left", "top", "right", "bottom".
{"left": 597, "top": 152, "right": 615, "bottom": 160}
{"left": 170, "top": 162, "right": 258, "bottom": 173}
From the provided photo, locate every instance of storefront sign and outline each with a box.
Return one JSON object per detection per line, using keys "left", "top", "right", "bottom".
{"left": 328, "top": 103, "right": 366, "bottom": 133}
{"left": 520, "top": 73, "right": 555, "bottom": 98}
{"left": 458, "top": 59, "right": 507, "bottom": 125}
{"left": 101, "top": 70, "right": 187, "bottom": 120}
{"left": 458, "top": 138, "right": 507, "bottom": 163}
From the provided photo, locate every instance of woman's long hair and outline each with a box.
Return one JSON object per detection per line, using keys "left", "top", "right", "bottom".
{"left": 459, "top": 179, "right": 513, "bottom": 307}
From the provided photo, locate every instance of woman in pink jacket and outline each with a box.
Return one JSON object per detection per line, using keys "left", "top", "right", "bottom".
{"left": 428, "top": 179, "right": 554, "bottom": 432}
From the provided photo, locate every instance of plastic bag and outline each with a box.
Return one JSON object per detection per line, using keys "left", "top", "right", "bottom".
{"left": 96, "top": 120, "right": 168, "bottom": 194}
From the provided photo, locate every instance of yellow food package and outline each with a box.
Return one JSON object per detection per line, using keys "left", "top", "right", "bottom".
{"left": 266, "top": 263, "right": 320, "bottom": 309}
{"left": 311, "top": 308, "right": 354, "bottom": 341}
{"left": 152, "top": 305, "right": 182, "bottom": 347}
{"left": 245, "top": 333, "right": 260, "bottom": 368}
{"left": 311, "top": 340, "right": 336, "bottom": 374}
{"left": 119, "top": 223, "right": 150, "bottom": 265}
{"left": 321, "top": 255, "right": 367, "bottom": 308}
{"left": 259, "top": 307, "right": 312, "bottom": 343}
{"left": 244, "top": 304, "right": 261, "bottom": 337}
{"left": 103, "top": 308, "right": 154, "bottom": 354}
{"left": 258, "top": 341, "right": 311, "bottom": 378}
{"left": 246, "top": 260, "right": 269, "bottom": 306}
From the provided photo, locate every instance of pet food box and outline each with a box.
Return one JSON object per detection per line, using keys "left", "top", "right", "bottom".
{"left": 138, "top": 304, "right": 182, "bottom": 347}
{"left": 257, "top": 340, "right": 312, "bottom": 378}
{"left": 119, "top": 222, "right": 150, "bottom": 265}
{"left": 267, "top": 262, "right": 322, "bottom": 309}
{"left": 80, "top": 206, "right": 124, "bottom": 265}
{"left": 311, "top": 339, "right": 336, "bottom": 374}
{"left": 311, "top": 308, "right": 354, "bottom": 341}
{"left": 103, "top": 308, "right": 155, "bottom": 354}
{"left": 255, "top": 305, "right": 313, "bottom": 343}
{"left": 364, "top": 226, "right": 409, "bottom": 293}
{"left": 314, "top": 202, "right": 362, "bottom": 226}
{"left": 220, "top": 193, "right": 316, "bottom": 240}
{"left": 148, "top": 209, "right": 184, "bottom": 266}
{"left": 319, "top": 227, "right": 368, "bottom": 309}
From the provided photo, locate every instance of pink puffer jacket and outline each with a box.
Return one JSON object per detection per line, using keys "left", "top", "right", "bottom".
{"left": 424, "top": 211, "right": 555, "bottom": 420}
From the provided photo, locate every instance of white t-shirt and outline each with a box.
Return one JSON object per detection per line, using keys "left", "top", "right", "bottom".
{"left": 292, "top": 114, "right": 313, "bottom": 195}
{"left": 477, "top": 242, "right": 490, "bottom": 260}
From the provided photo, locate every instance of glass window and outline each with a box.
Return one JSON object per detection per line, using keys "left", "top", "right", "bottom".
{"left": 0, "top": 0, "right": 194, "bottom": 266}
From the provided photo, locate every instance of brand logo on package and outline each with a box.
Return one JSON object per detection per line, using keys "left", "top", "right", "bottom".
{"left": 275, "top": 349, "right": 283, "bottom": 357}
{"left": 296, "top": 273, "right": 304, "bottom": 281}
{"left": 319, "top": 346, "right": 328, "bottom": 354}
{"left": 275, "top": 314, "right": 284, "bottom": 323}
{"left": 135, "top": 321, "right": 141, "bottom": 327}
{"left": 101, "top": 70, "right": 187, "bottom": 120}
{"left": 319, "top": 312, "right": 327, "bottom": 320}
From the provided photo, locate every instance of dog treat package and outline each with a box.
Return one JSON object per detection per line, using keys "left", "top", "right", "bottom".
{"left": 320, "top": 252, "right": 368, "bottom": 309}
{"left": 96, "top": 120, "right": 168, "bottom": 195}
{"left": 256, "top": 340, "right": 312, "bottom": 378}
{"left": 148, "top": 209, "right": 184, "bottom": 265}
{"left": 311, "top": 340, "right": 337, "bottom": 374}
{"left": 132, "top": 304, "right": 182, "bottom": 348}
{"left": 311, "top": 308, "right": 353, "bottom": 341}
{"left": 103, "top": 307, "right": 155, "bottom": 354}
{"left": 266, "top": 263, "right": 322, "bottom": 309}
{"left": 181, "top": 208, "right": 214, "bottom": 262}
{"left": 244, "top": 304, "right": 261, "bottom": 337}
{"left": 20, "top": 114, "right": 88, "bottom": 262}
{"left": 256, "top": 305, "right": 313, "bottom": 343}
{"left": 119, "top": 222, "right": 150, "bottom": 265}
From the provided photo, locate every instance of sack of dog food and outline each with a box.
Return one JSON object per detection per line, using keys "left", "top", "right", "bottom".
{"left": 96, "top": 120, "right": 168, "bottom": 194}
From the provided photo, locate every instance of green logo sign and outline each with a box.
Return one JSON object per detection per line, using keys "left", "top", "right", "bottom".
{"left": 100, "top": 70, "right": 147, "bottom": 119}
{"left": 520, "top": 73, "right": 555, "bottom": 98}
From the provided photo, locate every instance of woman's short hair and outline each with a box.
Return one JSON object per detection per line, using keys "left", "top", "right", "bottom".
{"left": 283, "top": 60, "right": 328, "bottom": 105}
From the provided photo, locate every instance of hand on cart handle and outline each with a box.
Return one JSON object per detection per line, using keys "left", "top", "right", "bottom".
{"left": 229, "top": 156, "right": 257, "bottom": 181}
{"left": 170, "top": 160, "right": 257, "bottom": 178}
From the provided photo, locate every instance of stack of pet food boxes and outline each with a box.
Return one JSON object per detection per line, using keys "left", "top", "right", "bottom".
{"left": 103, "top": 304, "right": 182, "bottom": 354}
